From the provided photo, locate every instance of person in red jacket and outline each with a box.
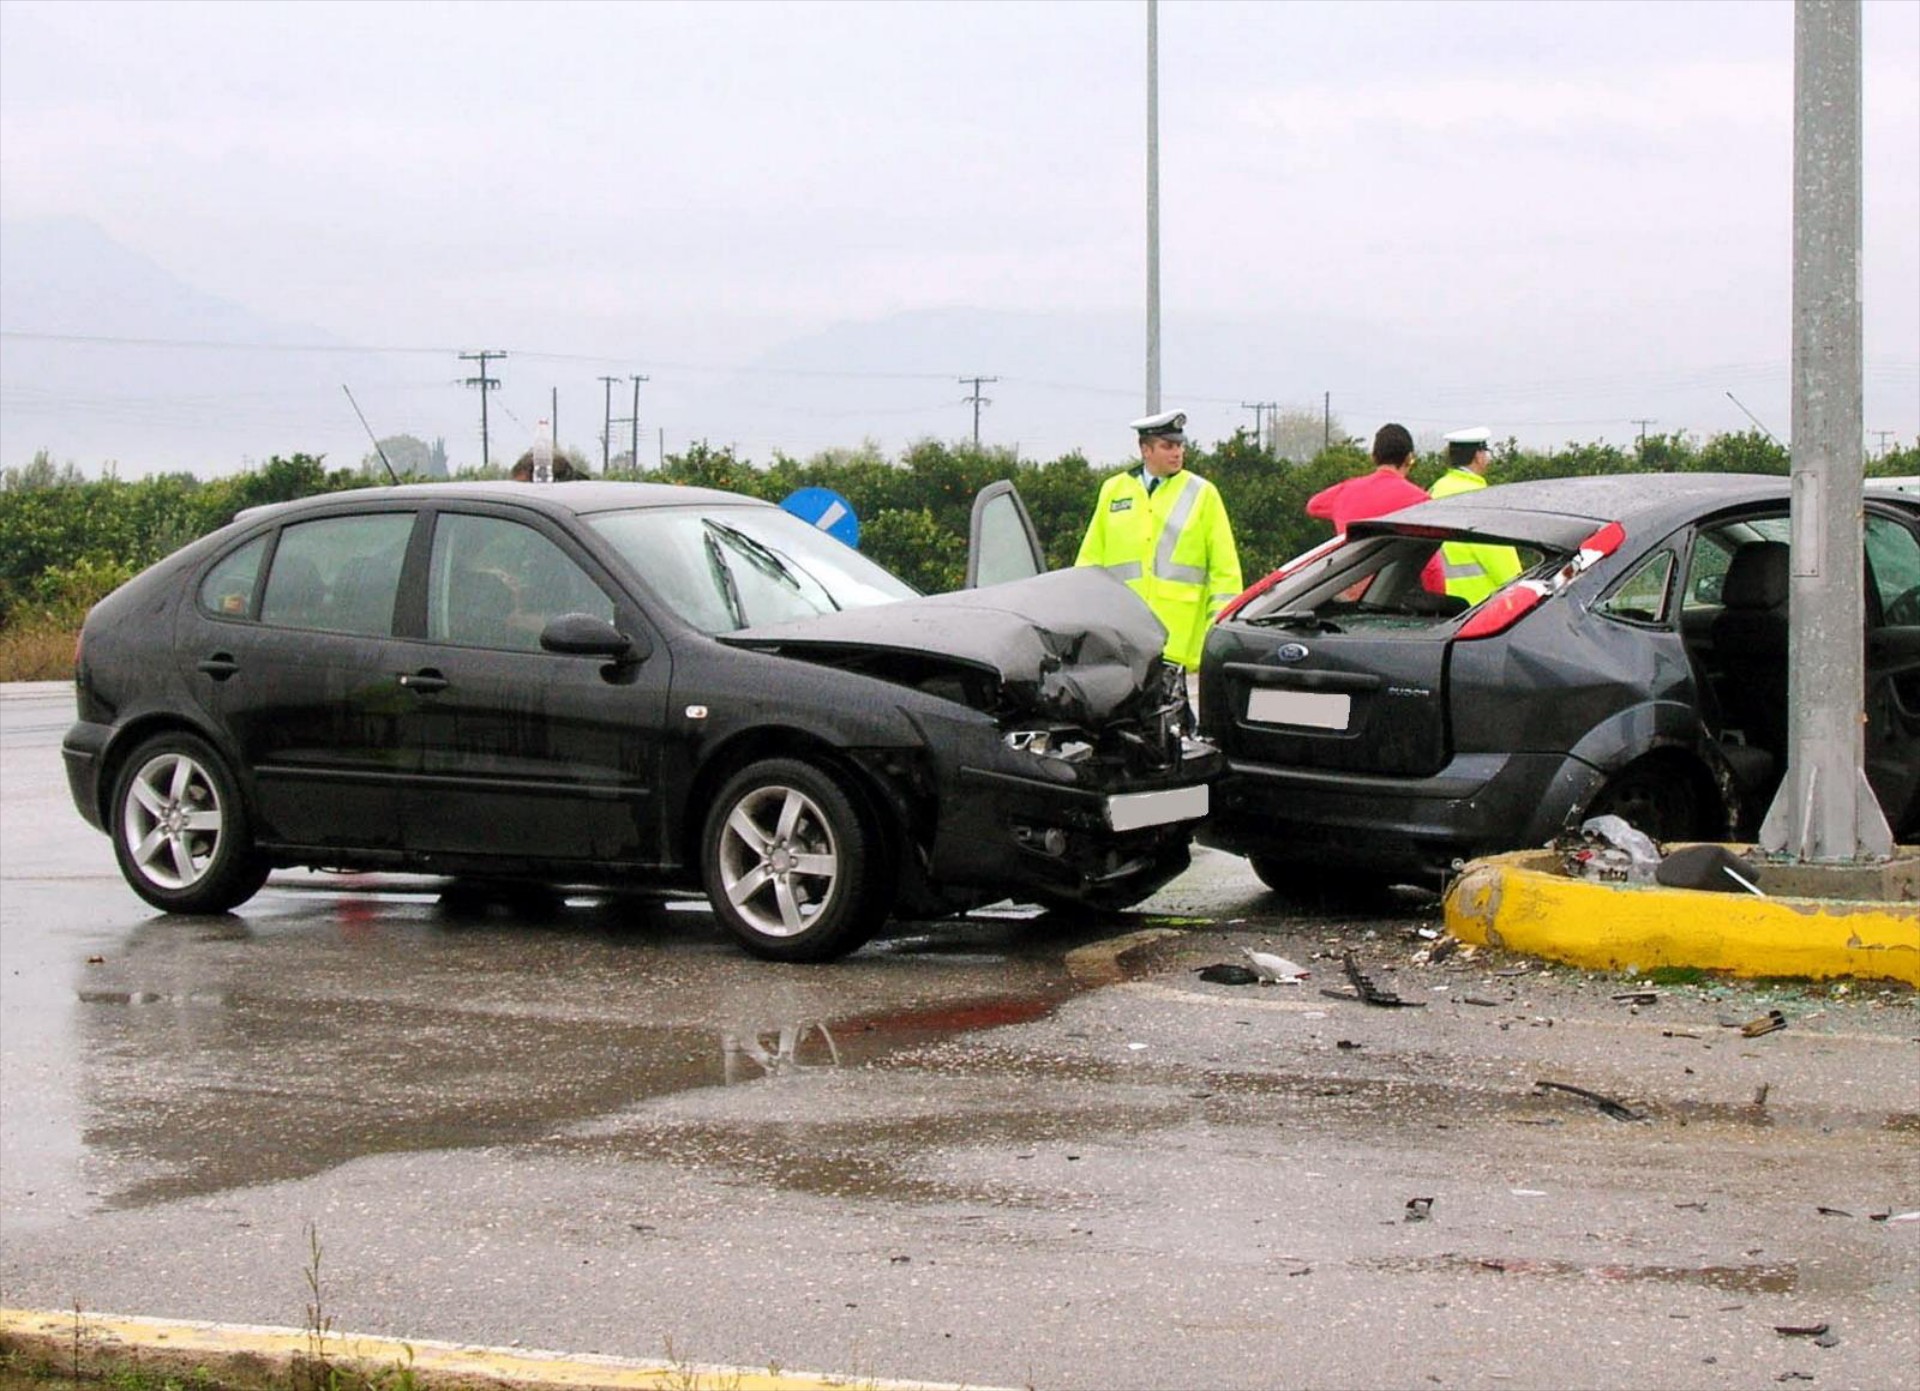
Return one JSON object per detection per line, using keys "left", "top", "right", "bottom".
{"left": 1306, "top": 422, "right": 1430, "bottom": 534}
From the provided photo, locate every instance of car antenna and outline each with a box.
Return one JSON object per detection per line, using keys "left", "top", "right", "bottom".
{"left": 342, "top": 384, "right": 402, "bottom": 484}
{"left": 1724, "top": 391, "right": 1781, "bottom": 447}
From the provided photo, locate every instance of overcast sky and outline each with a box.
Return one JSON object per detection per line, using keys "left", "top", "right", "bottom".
{"left": 2, "top": 0, "right": 1916, "bottom": 475}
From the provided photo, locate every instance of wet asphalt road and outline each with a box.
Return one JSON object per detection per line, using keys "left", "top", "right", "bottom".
{"left": 3, "top": 683, "right": 1917, "bottom": 1390}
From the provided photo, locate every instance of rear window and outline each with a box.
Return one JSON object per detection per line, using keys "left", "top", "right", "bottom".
{"left": 1237, "top": 534, "right": 1556, "bottom": 634}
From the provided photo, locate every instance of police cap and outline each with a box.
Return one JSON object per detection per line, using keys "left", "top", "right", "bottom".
{"left": 1444, "top": 426, "right": 1491, "bottom": 448}
{"left": 1131, "top": 409, "right": 1187, "bottom": 442}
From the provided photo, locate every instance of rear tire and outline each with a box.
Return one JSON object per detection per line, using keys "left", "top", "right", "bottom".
{"left": 700, "top": 758, "right": 890, "bottom": 962}
{"left": 1588, "top": 760, "right": 1703, "bottom": 843}
{"left": 110, "top": 732, "right": 270, "bottom": 913}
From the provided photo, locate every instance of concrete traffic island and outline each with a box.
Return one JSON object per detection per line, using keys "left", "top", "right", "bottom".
{"left": 1445, "top": 845, "right": 1919, "bottom": 987}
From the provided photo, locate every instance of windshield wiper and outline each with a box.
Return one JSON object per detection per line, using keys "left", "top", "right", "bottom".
{"left": 703, "top": 529, "right": 747, "bottom": 629}
{"left": 1248, "top": 609, "right": 1343, "bottom": 633}
{"left": 706, "top": 517, "right": 842, "bottom": 613}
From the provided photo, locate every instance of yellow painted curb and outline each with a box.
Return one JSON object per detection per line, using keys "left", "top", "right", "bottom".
{"left": 1445, "top": 851, "right": 1919, "bottom": 985}
{"left": 0, "top": 1308, "right": 1013, "bottom": 1391}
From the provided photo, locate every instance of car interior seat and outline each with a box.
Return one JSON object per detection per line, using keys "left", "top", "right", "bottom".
{"left": 1710, "top": 540, "right": 1791, "bottom": 773}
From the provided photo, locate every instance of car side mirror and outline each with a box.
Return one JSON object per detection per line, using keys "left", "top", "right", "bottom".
{"left": 540, "top": 613, "right": 648, "bottom": 662}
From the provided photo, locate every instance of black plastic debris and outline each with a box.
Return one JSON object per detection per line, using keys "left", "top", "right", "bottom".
{"left": 1612, "top": 989, "right": 1660, "bottom": 1005}
{"left": 1815, "top": 1207, "right": 1853, "bottom": 1218}
{"left": 1404, "top": 1197, "right": 1433, "bottom": 1222}
{"left": 1320, "top": 951, "right": 1427, "bottom": 1007}
{"left": 1774, "top": 1322, "right": 1828, "bottom": 1337}
{"left": 1535, "top": 1079, "right": 1646, "bottom": 1122}
{"left": 1196, "top": 962, "right": 1262, "bottom": 986}
{"left": 1656, "top": 842, "right": 1765, "bottom": 894}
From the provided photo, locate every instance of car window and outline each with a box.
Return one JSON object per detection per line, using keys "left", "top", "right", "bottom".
{"left": 259, "top": 514, "right": 413, "bottom": 635}
{"left": 1596, "top": 549, "right": 1675, "bottom": 625}
{"left": 588, "top": 504, "right": 915, "bottom": 633}
{"left": 1866, "top": 513, "right": 1920, "bottom": 628}
{"left": 198, "top": 534, "right": 269, "bottom": 619}
{"left": 1685, "top": 515, "right": 1789, "bottom": 609}
{"left": 427, "top": 513, "right": 615, "bottom": 651}
{"left": 1240, "top": 535, "right": 1560, "bottom": 633}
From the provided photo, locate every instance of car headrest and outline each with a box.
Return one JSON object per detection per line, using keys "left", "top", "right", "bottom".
{"left": 1721, "top": 541, "right": 1790, "bottom": 611}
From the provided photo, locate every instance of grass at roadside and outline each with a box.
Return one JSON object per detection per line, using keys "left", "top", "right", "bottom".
{"left": 0, "top": 621, "right": 76, "bottom": 682}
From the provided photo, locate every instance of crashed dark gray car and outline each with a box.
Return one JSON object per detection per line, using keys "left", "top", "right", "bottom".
{"left": 1199, "top": 473, "right": 1919, "bottom": 890}
{"left": 63, "top": 482, "right": 1218, "bottom": 960}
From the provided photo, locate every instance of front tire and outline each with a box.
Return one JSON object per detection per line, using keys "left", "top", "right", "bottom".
{"left": 110, "top": 732, "right": 270, "bottom": 913}
{"left": 700, "top": 758, "right": 890, "bottom": 962}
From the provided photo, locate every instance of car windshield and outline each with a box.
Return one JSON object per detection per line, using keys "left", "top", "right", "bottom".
{"left": 587, "top": 503, "right": 917, "bottom": 632}
{"left": 1244, "top": 533, "right": 1561, "bottom": 633}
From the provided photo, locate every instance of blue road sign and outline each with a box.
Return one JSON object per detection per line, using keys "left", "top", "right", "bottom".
{"left": 780, "top": 487, "right": 860, "bottom": 548}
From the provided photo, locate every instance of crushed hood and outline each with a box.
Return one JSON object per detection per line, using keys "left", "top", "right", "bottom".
{"left": 718, "top": 567, "right": 1170, "bottom": 725}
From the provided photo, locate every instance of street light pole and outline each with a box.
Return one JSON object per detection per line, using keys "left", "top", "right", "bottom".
{"left": 1144, "top": 0, "right": 1161, "bottom": 415}
{"left": 1761, "top": 0, "right": 1892, "bottom": 861}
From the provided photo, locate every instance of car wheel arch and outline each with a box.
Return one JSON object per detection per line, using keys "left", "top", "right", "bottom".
{"left": 95, "top": 712, "right": 249, "bottom": 829}
{"left": 681, "top": 728, "right": 915, "bottom": 876}
{"left": 1575, "top": 746, "right": 1728, "bottom": 842}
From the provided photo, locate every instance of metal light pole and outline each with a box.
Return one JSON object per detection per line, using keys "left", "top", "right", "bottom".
{"left": 1760, "top": 0, "right": 1892, "bottom": 861}
{"left": 1144, "top": 0, "right": 1161, "bottom": 415}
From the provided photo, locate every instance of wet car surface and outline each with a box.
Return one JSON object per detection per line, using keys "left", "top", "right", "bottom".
{"left": 61, "top": 482, "right": 1217, "bottom": 960}
{"left": 1200, "top": 474, "right": 1920, "bottom": 889}
{"left": 8, "top": 686, "right": 1919, "bottom": 1391}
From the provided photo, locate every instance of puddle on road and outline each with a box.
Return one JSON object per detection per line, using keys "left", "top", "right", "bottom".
{"left": 1368, "top": 1253, "right": 1800, "bottom": 1293}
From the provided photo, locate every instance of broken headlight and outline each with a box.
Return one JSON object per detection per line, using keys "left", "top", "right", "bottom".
{"left": 1003, "top": 727, "right": 1095, "bottom": 762}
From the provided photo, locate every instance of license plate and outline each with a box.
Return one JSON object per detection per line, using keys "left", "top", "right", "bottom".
{"left": 1247, "top": 688, "right": 1351, "bottom": 730}
{"left": 1106, "top": 783, "right": 1209, "bottom": 832}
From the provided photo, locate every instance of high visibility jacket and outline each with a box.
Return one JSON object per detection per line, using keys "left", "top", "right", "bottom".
{"left": 1075, "top": 468, "right": 1242, "bottom": 671}
{"left": 1429, "top": 467, "right": 1524, "bottom": 604}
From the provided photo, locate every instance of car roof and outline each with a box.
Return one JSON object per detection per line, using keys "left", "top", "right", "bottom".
{"left": 1350, "top": 472, "right": 1792, "bottom": 548}
{"left": 236, "top": 479, "right": 767, "bottom": 525}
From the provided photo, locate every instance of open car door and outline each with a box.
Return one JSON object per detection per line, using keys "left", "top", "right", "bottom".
{"left": 967, "top": 481, "right": 1046, "bottom": 588}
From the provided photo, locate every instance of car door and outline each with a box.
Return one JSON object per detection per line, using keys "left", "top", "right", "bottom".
{"left": 190, "top": 509, "right": 419, "bottom": 850}
{"left": 1864, "top": 505, "right": 1920, "bottom": 836}
{"left": 394, "top": 505, "right": 672, "bottom": 866}
{"left": 967, "top": 481, "right": 1047, "bottom": 588}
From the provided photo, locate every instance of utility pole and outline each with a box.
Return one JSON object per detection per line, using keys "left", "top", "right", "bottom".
{"left": 459, "top": 351, "right": 505, "bottom": 470}
{"left": 630, "top": 375, "right": 649, "bottom": 472}
{"left": 960, "top": 376, "right": 997, "bottom": 446}
{"left": 1764, "top": 0, "right": 1890, "bottom": 860}
{"left": 1871, "top": 429, "right": 1894, "bottom": 456}
{"left": 595, "top": 374, "right": 618, "bottom": 472}
{"left": 1632, "top": 418, "right": 1657, "bottom": 449}
{"left": 551, "top": 387, "right": 559, "bottom": 456}
{"left": 1323, "top": 391, "right": 1331, "bottom": 450}
{"left": 1240, "top": 400, "right": 1278, "bottom": 451}
{"left": 1144, "top": 0, "right": 1161, "bottom": 414}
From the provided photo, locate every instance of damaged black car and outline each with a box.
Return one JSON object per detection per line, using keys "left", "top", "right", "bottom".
{"left": 63, "top": 482, "right": 1217, "bottom": 961}
{"left": 1199, "top": 474, "right": 1919, "bottom": 891}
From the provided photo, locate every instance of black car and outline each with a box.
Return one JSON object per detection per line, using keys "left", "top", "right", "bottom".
{"left": 64, "top": 481, "right": 1218, "bottom": 960}
{"left": 1198, "top": 474, "right": 1920, "bottom": 890}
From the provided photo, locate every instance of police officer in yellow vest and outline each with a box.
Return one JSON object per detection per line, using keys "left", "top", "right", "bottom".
{"left": 1429, "top": 426, "right": 1524, "bottom": 605}
{"left": 1075, "top": 409, "right": 1242, "bottom": 670}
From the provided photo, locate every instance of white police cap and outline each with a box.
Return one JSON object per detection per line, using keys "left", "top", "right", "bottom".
{"left": 1131, "top": 409, "right": 1187, "bottom": 441}
{"left": 1444, "top": 426, "right": 1491, "bottom": 447}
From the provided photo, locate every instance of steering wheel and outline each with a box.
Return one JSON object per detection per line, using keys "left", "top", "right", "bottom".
{"left": 1886, "top": 584, "right": 1920, "bottom": 627}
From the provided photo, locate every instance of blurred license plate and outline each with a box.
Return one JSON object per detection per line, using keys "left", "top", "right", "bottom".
{"left": 1106, "top": 783, "right": 1209, "bottom": 832}
{"left": 1247, "top": 688, "right": 1351, "bottom": 730}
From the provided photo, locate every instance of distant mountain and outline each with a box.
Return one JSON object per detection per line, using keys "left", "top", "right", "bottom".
{"left": 0, "top": 217, "right": 389, "bottom": 475}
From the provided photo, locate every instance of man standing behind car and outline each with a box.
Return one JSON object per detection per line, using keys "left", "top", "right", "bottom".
{"left": 1428, "top": 426, "right": 1524, "bottom": 604}
{"left": 1075, "top": 409, "right": 1242, "bottom": 671}
{"left": 1306, "top": 422, "right": 1431, "bottom": 535}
